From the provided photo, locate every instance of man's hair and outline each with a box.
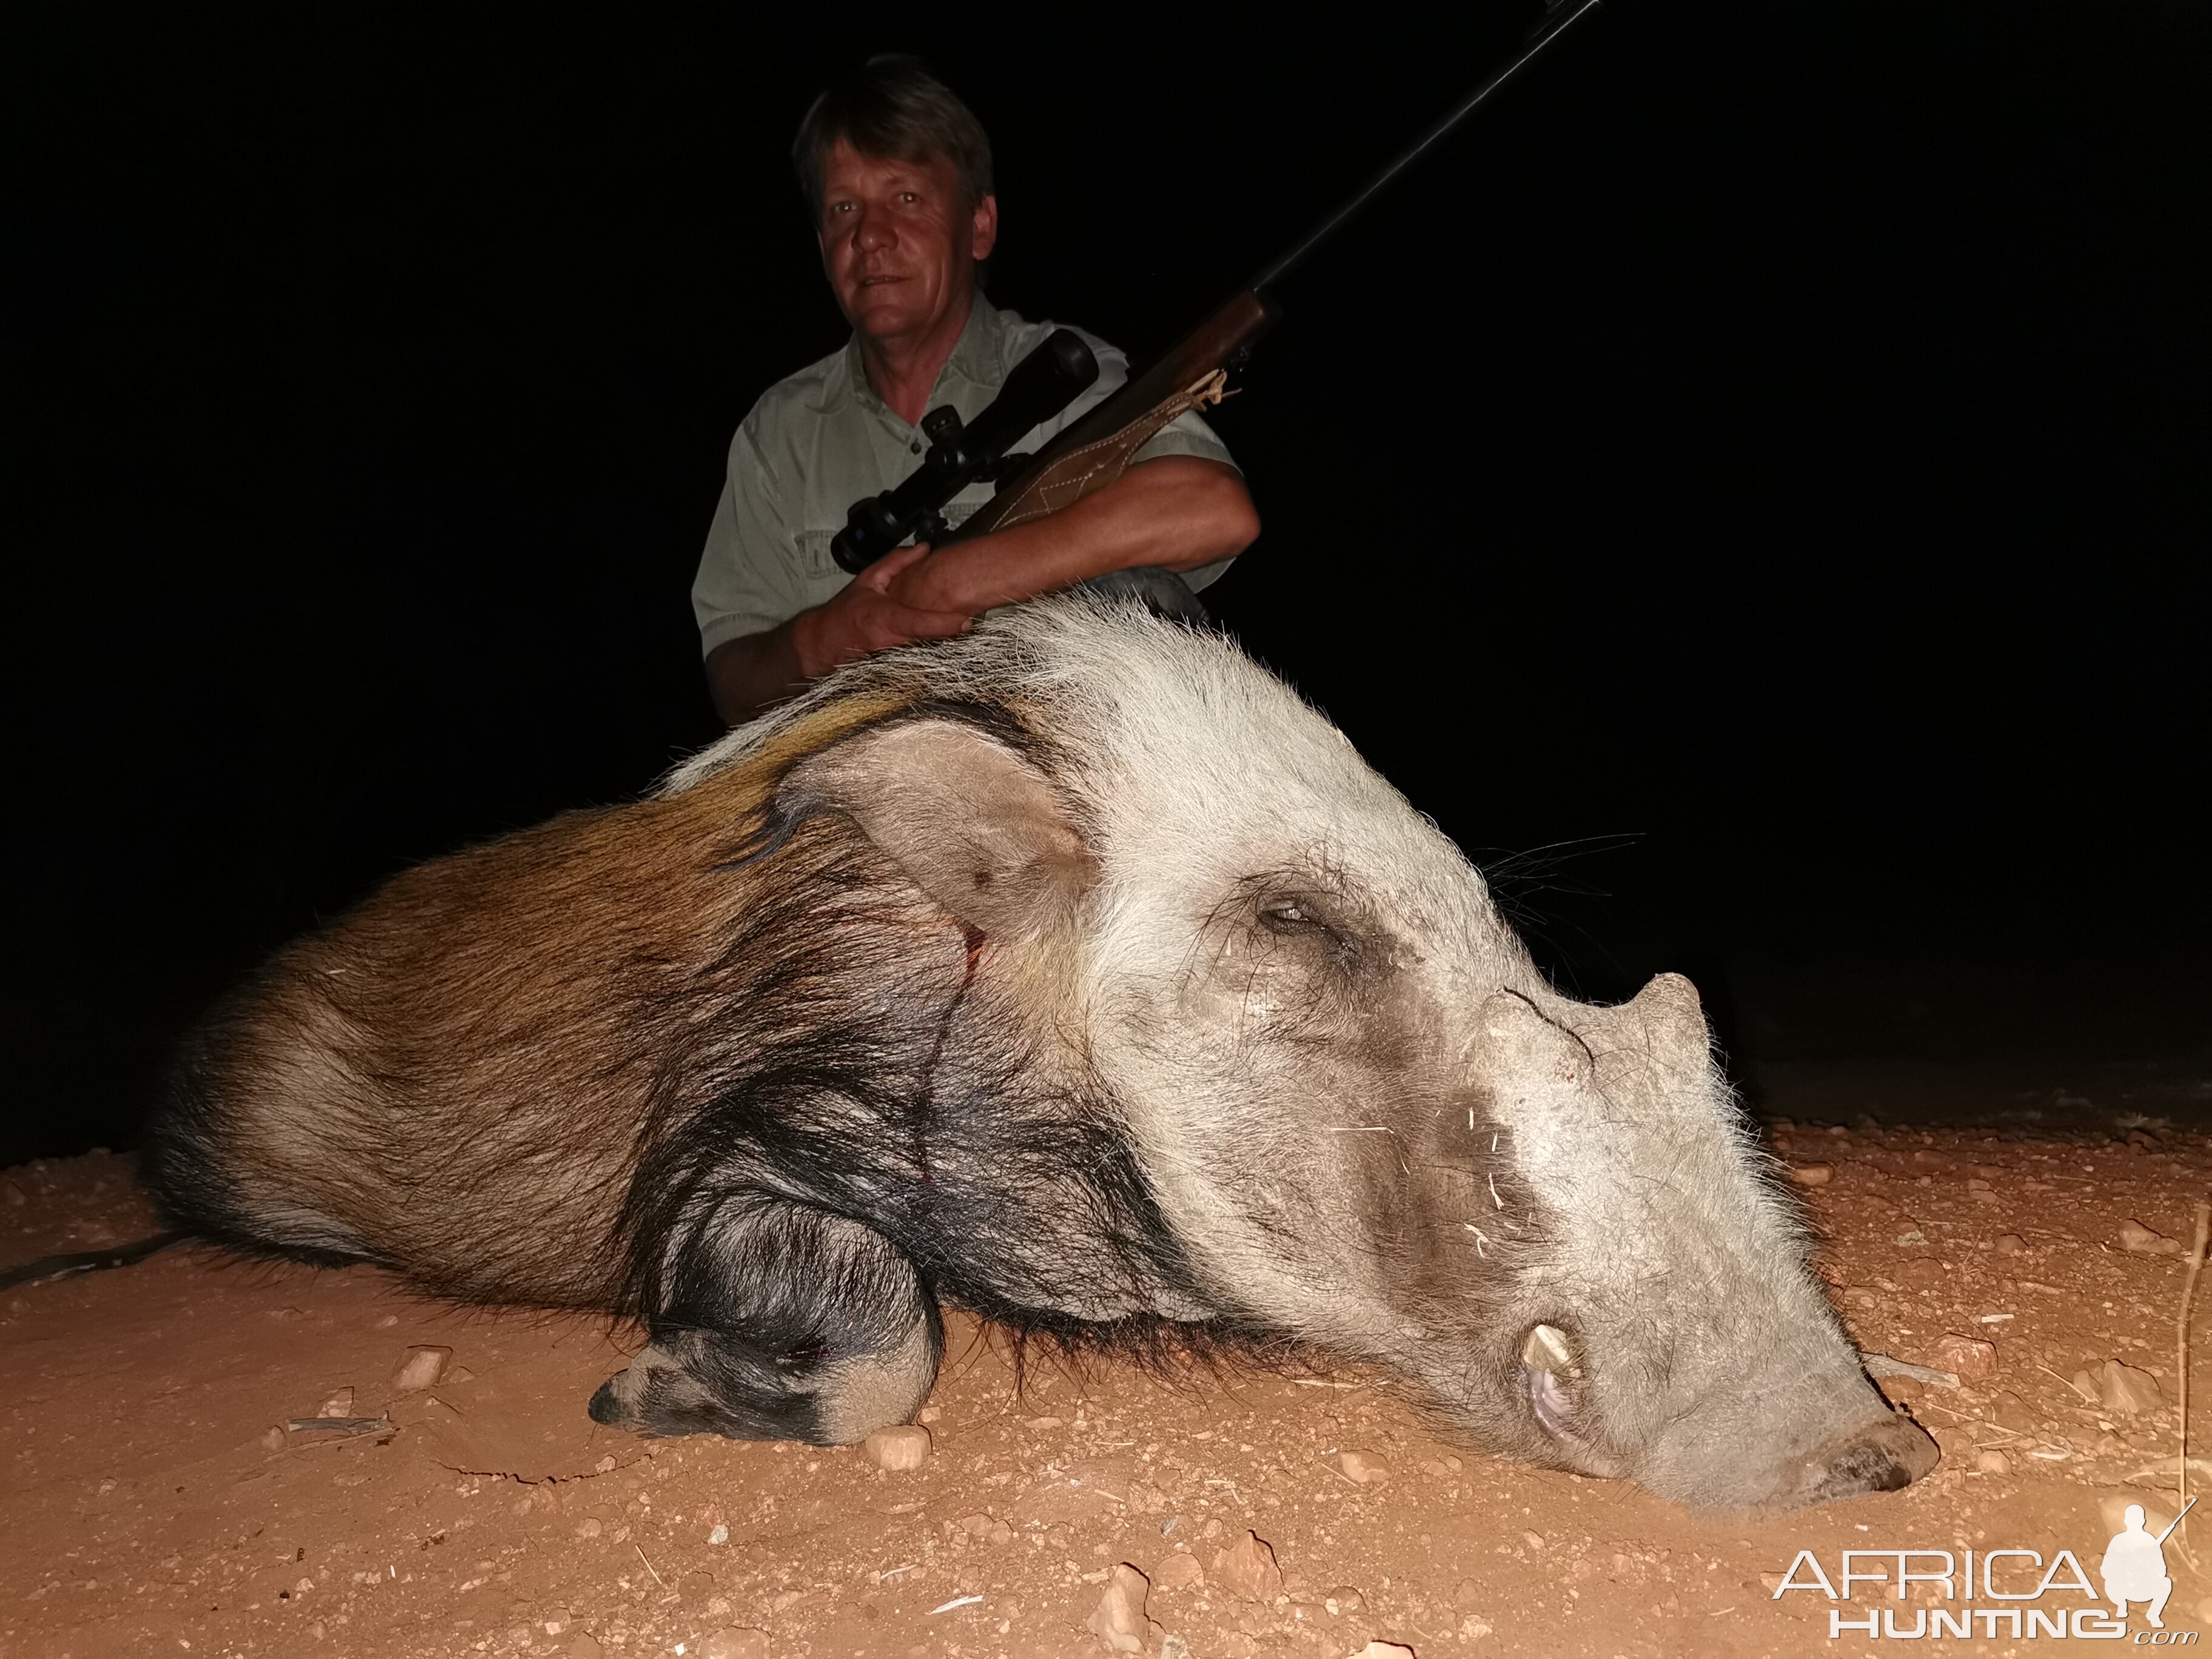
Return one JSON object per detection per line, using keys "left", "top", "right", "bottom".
{"left": 791, "top": 56, "right": 994, "bottom": 220}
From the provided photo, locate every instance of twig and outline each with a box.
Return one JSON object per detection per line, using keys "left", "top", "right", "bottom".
{"left": 1862, "top": 1352, "right": 1960, "bottom": 1389}
{"left": 2176, "top": 1200, "right": 2210, "bottom": 1566}
{"left": 2037, "top": 1363, "right": 2099, "bottom": 1404}
{"left": 634, "top": 1543, "right": 665, "bottom": 1588}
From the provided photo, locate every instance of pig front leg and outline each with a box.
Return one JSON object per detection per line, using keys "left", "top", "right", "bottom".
{"left": 588, "top": 1196, "right": 942, "bottom": 1444}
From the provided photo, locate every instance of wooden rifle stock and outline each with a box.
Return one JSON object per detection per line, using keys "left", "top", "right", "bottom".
{"left": 946, "top": 291, "right": 1276, "bottom": 544}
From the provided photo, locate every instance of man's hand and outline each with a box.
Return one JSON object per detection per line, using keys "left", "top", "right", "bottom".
{"left": 880, "top": 457, "right": 1258, "bottom": 617}
{"left": 790, "top": 541, "right": 973, "bottom": 679}
{"left": 705, "top": 542, "right": 972, "bottom": 728}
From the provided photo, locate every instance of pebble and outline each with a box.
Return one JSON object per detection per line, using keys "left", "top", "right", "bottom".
{"left": 2090, "top": 1358, "right": 2163, "bottom": 1415}
{"left": 1212, "top": 1529, "right": 1284, "bottom": 1601}
{"left": 1452, "top": 1576, "right": 1484, "bottom": 1608}
{"left": 1973, "top": 1450, "right": 2009, "bottom": 1475}
{"left": 699, "top": 1629, "right": 769, "bottom": 1659}
{"left": 1324, "top": 1587, "right": 1366, "bottom": 1616}
{"left": 259, "top": 1426, "right": 286, "bottom": 1452}
{"left": 391, "top": 1345, "right": 452, "bottom": 1392}
{"left": 1151, "top": 1552, "right": 1203, "bottom": 1590}
{"left": 1083, "top": 1563, "right": 1161, "bottom": 1654}
{"left": 707, "top": 1524, "right": 728, "bottom": 1545}
{"left": 315, "top": 1386, "right": 355, "bottom": 1418}
{"left": 577, "top": 1519, "right": 602, "bottom": 1538}
{"left": 1994, "top": 1234, "right": 2026, "bottom": 1255}
{"left": 862, "top": 1425, "right": 931, "bottom": 1471}
{"left": 1338, "top": 1450, "right": 1393, "bottom": 1485}
{"left": 1789, "top": 1164, "right": 1834, "bottom": 1187}
{"left": 2117, "top": 1219, "right": 2184, "bottom": 1255}
{"left": 1925, "top": 1334, "right": 1999, "bottom": 1381}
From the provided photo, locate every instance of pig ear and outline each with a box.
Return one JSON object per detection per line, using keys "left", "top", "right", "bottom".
{"left": 782, "top": 717, "right": 1094, "bottom": 939}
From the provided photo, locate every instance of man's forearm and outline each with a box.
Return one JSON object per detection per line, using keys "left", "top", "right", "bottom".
{"left": 888, "top": 457, "right": 1258, "bottom": 616}
{"left": 704, "top": 624, "right": 805, "bottom": 728}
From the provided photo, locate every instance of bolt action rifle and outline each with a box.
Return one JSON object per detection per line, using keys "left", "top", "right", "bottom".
{"left": 830, "top": 0, "right": 1601, "bottom": 575}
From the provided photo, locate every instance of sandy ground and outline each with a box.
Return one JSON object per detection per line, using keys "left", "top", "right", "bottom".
{"left": 8, "top": 1111, "right": 2212, "bottom": 1659}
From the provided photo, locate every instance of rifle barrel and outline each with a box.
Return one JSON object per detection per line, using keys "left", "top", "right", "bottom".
{"left": 1250, "top": 0, "right": 1602, "bottom": 294}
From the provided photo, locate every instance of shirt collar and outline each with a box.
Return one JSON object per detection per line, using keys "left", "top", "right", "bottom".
{"left": 836, "top": 292, "right": 1006, "bottom": 421}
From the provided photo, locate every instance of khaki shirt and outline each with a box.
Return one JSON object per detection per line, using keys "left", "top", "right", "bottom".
{"left": 692, "top": 294, "right": 1239, "bottom": 655}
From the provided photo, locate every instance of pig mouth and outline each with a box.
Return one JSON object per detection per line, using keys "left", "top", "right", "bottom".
{"left": 1518, "top": 1321, "right": 1623, "bottom": 1475}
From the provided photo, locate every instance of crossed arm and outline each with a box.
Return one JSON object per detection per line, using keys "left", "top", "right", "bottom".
{"left": 703, "top": 455, "right": 1258, "bottom": 728}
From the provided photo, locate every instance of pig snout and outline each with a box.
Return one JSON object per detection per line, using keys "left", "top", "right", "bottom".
{"left": 1479, "top": 983, "right": 1940, "bottom": 1510}
{"left": 1790, "top": 1412, "right": 1943, "bottom": 1504}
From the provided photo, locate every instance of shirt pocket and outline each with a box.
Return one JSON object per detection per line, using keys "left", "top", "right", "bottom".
{"left": 794, "top": 529, "right": 841, "bottom": 580}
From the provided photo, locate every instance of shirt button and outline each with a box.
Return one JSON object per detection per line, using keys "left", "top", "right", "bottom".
{"left": 910, "top": 440, "right": 922, "bottom": 454}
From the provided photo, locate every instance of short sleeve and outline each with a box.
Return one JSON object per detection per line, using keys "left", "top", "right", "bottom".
{"left": 1130, "top": 406, "right": 1238, "bottom": 471}
{"left": 692, "top": 412, "right": 808, "bottom": 658}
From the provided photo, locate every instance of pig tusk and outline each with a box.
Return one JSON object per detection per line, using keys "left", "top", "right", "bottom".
{"left": 1522, "top": 1323, "right": 1581, "bottom": 1379}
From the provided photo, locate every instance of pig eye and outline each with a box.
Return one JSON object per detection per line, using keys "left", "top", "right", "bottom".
{"left": 1259, "top": 900, "right": 1318, "bottom": 931}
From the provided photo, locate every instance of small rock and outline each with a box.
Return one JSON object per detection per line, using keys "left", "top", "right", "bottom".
{"left": 2118, "top": 1219, "right": 2184, "bottom": 1255}
{"left": 1025, "top": 1415, "right": 1064, "bottom": 1430}
{"left": 707, "top": 1523, "right": 728, "bottom": 1545}
{"left": 699, "top": 1629, "right": 769, "bottom": 1659}
{"left": 1084, "top": 1563, "right": 1161, "bottom": 1654}
{"left": 1846, "top": 1287, "right": 1879, "bottom": 1307}
{"left": 1994, "top": 1233, "right": 2026, "bottom": 1255}
{"left": 567, "top": 1636, "right": 604, "bottom": 1659}
{"left": 959, "top": 1512, "right": 994, "bottom": 1536}
{"left": 1338, "top": 1450, "right": 1393, "bottom": 1485}
{"left": 1160, "top": 1637, "right": 1191, "bottom": 1659}
{"left": 541, "top": 1611, "right": 571, "bottom": 1635}
{"left": 1452, "top": 1576, "right": 1484, "bottom": 1607}
{"left": 1925, "top": 1335, "right": 1999, "bottom": 1381}
{"left": 917, "top": 1405, "right": 942, "bottom": 1423}
{"left": 315, "top": 1386, "right": 355, "bottom": 1418}
{"left": 1128, "top": 1482, "right": 1170, "bottom": 1515}
{"left": 1974, "top": 1450, "right": 2009, "bottom": 1475}
{"left": 391, "top": 1345, "right": 452, "bottom": 1392}
{"left": 1459, "top": 1617, "right": 1495, "bottom": 1641}
{"left": 1788, "top": 1163, "right": 1834, "bottom": 1187}
{"left": 447, "top": 1366, "right": 475, "bottom": 1384}
{"left": 1350, "top": 1645, "right": 1418, "bottom": 1659}
{"left": 1521, "top": 1529, "right": 1545, "bottom": 1550}
{"left": 1324, "top": 1587, "right": 1366, "bottom": 1616}
{"left": 259, "top": 1426, "right": 286, "bottom": 1452}
{"left": 1152, "top": 1552, "right": 1204, "bottom": 1590}
{"left": 2093, "top": 1359, "right": 2163, "bottom": 1415}
{"left": 1213, "top": 1530, "right": 1284, "bottom": 1601}
{"left": 577, "top": 1519, "right": 602, "bottom": 1538}
{"left": 862, "top": 1425, "right": 931, "bottom": 1470}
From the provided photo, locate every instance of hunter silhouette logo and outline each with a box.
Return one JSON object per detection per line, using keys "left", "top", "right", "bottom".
{"left": 1771, "top": 1498, "right": 2200, "bottom": 1642}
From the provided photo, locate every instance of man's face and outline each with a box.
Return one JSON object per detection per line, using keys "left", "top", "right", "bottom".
{"left": 817, "top": 138, "right": 997, "bottom": 349}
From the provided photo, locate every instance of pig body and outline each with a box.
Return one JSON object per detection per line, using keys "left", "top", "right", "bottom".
{"left": 147, "top": 592, "right": 1934, "bottom": 1507}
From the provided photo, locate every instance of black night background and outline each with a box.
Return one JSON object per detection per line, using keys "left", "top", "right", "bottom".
{"left": 6, "top": 3, "right": 2207, "bottom": 1168}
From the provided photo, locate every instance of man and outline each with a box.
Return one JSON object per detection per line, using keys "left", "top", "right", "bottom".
{"left": 693, "top": 57, "right": 1259, "bottom": 726}
{"left": 2100, "top": 1503, "right": 2174, "bottom": 1628}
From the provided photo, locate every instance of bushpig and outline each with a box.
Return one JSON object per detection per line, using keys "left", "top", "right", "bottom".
{"left": 146, "top": 591, "right": 1935, "bottom": 1510}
